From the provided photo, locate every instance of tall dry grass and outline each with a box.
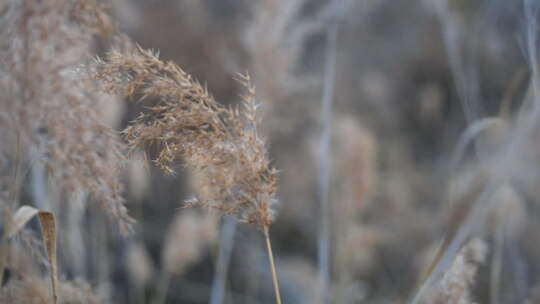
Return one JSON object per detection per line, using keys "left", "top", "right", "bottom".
{"left": 3, "top": 0, "right": 540, "bottom": 303}
{"left": 0, "top": 0, "right": 134, "bottom": 302}
{"left": 92, "top": 43, "right": 278, "bottom": 230}
{"left": 0, "top": 0, "right": 132, "bottom": 233}
{"left": 92, "top": 41, "right": 282, "bottom": 303}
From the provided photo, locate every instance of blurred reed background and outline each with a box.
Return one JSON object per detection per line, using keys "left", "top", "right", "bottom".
{"left": 2, "top": 0, "right": 540, "bottom": 303}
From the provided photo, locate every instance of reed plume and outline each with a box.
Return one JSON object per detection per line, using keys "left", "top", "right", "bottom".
{"left": 93, "top": 45, "right": 278, "bottom": 231}
{"left": 0, "top": 0, "right": 132, "bottom": 233}
{"left": 425, "top": 239, "right": 487, "bottom": 304}
{"left": 92, "top": 42, "right": 282, "bottom": 302}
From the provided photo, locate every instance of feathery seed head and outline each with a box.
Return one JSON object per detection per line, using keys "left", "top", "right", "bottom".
{"left": 0, "top": 0, "right": 133, "bottom": 234}
{"left": 93, "top": 45, "right": 278, "bottom": 230}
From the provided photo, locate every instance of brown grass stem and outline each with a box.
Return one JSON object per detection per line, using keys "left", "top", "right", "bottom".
{"left": 264, "top": 227, "right": 282, "bottom": 304}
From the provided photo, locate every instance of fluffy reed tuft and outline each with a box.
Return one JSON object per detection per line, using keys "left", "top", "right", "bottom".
{"left": 426, "top": 239, "right": 488, "bottom": 304}
{"left": 0, "top": 0, "right": 132, "bottom": 233}
{"left": 93, "top": 45, "right": 278, "bottom": 231}
{"left": 93, "top": 42, "right": 282, "bottom": 303}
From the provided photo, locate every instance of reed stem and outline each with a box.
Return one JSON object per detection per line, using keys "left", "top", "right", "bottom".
{"left": 263, "top": 227, "right": 282, "bottom": 304}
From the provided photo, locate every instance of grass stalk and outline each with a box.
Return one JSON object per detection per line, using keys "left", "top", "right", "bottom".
{"left": 318, "top": 0, "right": 343, "bottom": 301}
{"left": 263, "top": 227, "right": 282, "bottom": 304}
{"left": 210, "top": 216, "right": 237, "bottom": 304}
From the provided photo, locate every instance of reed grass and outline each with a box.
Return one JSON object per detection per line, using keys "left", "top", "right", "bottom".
{"left": 0, "top": 0, "right": 133, "bottom": 234}
{"left": 3, "top": 0, "right": 540, "bottom": 303}
{"left": 93, "top": 41, "right": 282, "bottom": 303}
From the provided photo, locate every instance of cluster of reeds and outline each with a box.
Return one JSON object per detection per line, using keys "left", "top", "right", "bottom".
{"left": 4, "top": 0, "right": 540, "bottom": 303}
{"left": 0, "top": 1, "right": 139, "bottom": 303}
{"left": 1, "top": 0, "right": 285, "bottom": 301}
{"left": 0, "top": 0, "right": 132, "bottom": 233}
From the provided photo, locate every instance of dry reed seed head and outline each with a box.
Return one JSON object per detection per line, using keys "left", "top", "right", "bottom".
{"left": 337, "top": 224, "right": 384, "bottom": 278}
{"left": 425, "top": 238, "right": 488, "bottom": 304}
{"left": 244, "top": 0, "right": 326, "bottom": 139}
{"left": 162, "top": 211, "right": 218, "bottom": 276}
{"left": 0, "top": 0, "right": 133, "bottom": 234}
{"left": 70, "top": 0, "right": 114, "bottom": 38}
{"left": 333, "top": 116, "right": 377, "bottom": 215}
{"left": 93, "top": 46, "right": 279, "bottom": 230}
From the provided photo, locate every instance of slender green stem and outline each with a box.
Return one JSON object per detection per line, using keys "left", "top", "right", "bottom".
{"left": 263, "top": 227, "right": 282, "bottom": 304}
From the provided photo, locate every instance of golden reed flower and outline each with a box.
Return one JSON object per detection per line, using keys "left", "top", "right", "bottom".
{"left": 93, "top": 43, "right": 278, "bottom": 231}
